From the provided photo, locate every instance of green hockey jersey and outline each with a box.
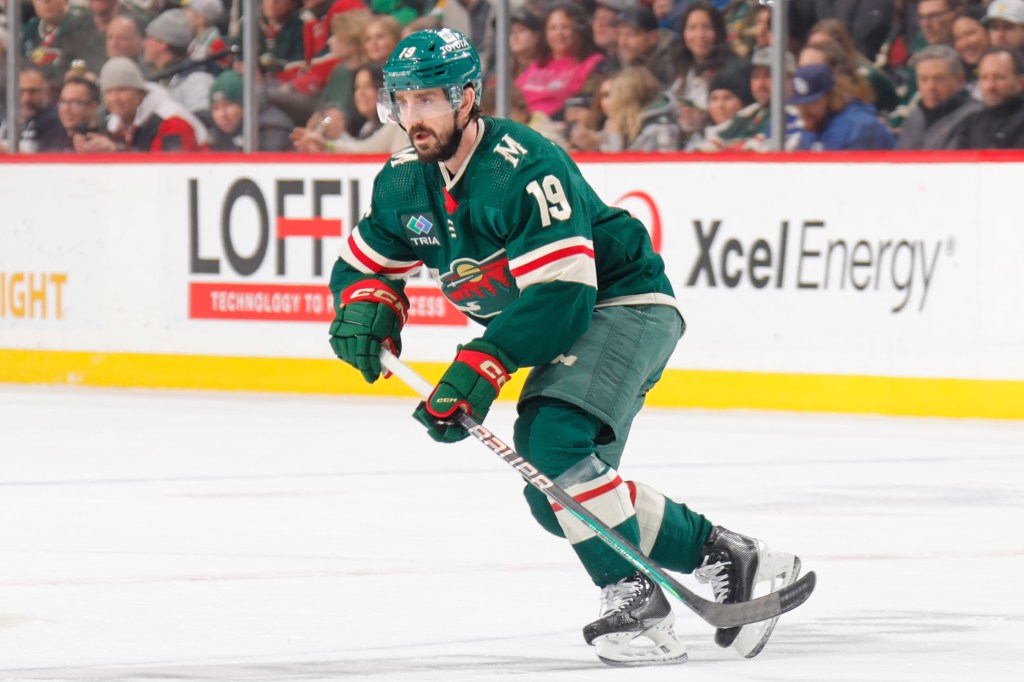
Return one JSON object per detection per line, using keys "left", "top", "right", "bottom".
{"left": 331, "top": 117, "right": 680, "bottom": 368}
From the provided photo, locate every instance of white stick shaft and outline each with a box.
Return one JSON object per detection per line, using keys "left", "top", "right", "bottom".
{"left": 380, "top": 348, "right": 434, "bottom": 397}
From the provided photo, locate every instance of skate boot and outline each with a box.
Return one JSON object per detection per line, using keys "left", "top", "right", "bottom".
{"left": 694, "top": 526, "right": 801, "bottom": 658}
{"left": 582, "top": 572, "right": 687, "bottom": 666}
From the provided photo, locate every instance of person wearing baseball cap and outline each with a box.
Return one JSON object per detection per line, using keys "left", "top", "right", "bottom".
{"left": 691, "top": 47, "right": 802, "bottom": 152}
{"left": 592, "top": 0, "right": 634, "bottom": 65}
{"left": 985, "top": 0, "right": 1024, "bottom": 51}
{"left": 145, "top": 8, "right": 216, "bottom": 116}
{"left": 788, "top": 63, "right": 895, "bottom": 150}
{"left": 616, "top": 5, "right": 675, "bottom": 87}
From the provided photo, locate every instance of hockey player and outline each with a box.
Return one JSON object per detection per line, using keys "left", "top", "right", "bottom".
{"left": 327, "top": 28, "right": 803, "bottom": 666}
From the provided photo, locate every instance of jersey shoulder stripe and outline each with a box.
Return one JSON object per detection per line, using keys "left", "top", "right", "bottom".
{"left": 339, "top": 226, "right": 421, "bottom": 278}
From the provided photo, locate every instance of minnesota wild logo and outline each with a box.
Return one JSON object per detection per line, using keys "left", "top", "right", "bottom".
{"left": 438, "top": 251, "right": 519, "bottom": 318}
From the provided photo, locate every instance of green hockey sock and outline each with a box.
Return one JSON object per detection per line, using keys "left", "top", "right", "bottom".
{"left": 628, "top": 480, "right": 712, "bottom": 573}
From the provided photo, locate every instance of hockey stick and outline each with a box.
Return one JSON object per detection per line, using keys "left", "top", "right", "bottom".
{"left": 379, "top": 348, "right": 816, "bottom": 628}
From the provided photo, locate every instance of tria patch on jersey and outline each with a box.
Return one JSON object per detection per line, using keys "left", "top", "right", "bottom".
{"left": 403, "top": 213, "right": 441, "bottom": 246}
{"left": 437, "top": 250, "right": 519, "bottom": 318}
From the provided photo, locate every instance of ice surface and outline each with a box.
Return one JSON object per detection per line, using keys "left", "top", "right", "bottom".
{"left": 1, "top": 386, "right": 1022, "bottom": 681}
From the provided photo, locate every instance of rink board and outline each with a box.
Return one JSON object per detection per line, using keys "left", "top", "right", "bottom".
{"left": 1, "top": 151, "right": 1023, "bottom": 418}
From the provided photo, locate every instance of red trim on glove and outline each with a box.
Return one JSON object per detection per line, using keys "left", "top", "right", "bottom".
{"left": 425, "top": 394, "right": 471, "bottom": 419}
{"left": 340, "top": 279, "right": 409, "bottom": 325}
{"left": 455, "top": 349, "right": 511, "bottom": 394}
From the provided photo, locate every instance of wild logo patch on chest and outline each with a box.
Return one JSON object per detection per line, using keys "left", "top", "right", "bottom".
{"left": 438, "top": 251, "right": 519, "bottom": 318}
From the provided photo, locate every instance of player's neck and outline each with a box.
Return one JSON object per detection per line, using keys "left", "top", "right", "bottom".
{"left": 442, "top": 118, "right": 480, "bottom": 175}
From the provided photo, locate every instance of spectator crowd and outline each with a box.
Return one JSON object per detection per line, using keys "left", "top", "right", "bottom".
{"left": 2, "top": 0, "right": 1024, "bottom": 153}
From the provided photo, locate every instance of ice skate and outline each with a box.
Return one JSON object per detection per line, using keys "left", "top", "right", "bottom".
{"left": 582, "top": 572, "right": 687, "bottom": 666}
{"left": 694, "top": 526, "right": 801, "bottom": 658}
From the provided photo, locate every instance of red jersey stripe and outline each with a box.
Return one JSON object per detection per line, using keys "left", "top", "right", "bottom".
{"left": 510, "top": 245, "right": 595, "bottom": 278}
{"left": 347, "top": 234, "right": 421, "bottom": 275}
{"left": 551, "top": 475, "right": 624, "bottom": 512}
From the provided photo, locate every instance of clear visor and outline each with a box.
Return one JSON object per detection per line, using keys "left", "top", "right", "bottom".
{"left": 377, "top": 88, "right": 459, "bottom": 126}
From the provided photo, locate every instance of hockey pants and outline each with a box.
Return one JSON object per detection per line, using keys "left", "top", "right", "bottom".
{"left": 512, "top": 305, "right": 711, "bottom": 586}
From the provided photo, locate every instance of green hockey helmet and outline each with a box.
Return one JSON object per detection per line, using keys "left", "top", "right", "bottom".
{"left": 377, "top": 28, "right": 483, "bottom": 125}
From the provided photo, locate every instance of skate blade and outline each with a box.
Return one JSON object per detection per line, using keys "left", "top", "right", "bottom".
{"left": 594, "top": 615, "right": 688, "bottom": 667}
{"left": 733, "top": 551, "right": 802, "bottom": 659}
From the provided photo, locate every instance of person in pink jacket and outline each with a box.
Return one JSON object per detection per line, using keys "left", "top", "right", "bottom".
{"left": 515, "top": 1, "right": 604, "bottom": 119}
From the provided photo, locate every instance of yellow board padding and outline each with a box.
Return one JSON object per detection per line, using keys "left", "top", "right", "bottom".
{"left": 1, "top": 349, "right": 1022, "bottom": 420}
{"left": 648, "top": 370, "right": 1024, "bottom": 419}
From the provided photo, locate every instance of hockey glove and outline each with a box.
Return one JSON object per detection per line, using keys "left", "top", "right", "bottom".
{"left": 328, "top": 279, "right": 409, "bottom": 383}
{"left": 413, "top": 339, "right": 518, "bottom": 443}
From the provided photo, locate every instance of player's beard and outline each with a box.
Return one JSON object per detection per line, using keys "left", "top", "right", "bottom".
{"left": 408, "top": 113, "right": 464, "bottom": 164}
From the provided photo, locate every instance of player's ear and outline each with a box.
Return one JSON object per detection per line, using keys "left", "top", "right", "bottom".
{"left": 460, "top": 85, "right": 476, "bottom": 123}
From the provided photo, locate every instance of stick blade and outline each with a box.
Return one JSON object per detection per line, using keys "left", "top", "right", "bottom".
{"left": 696, "top": 571, "right": 817, "bottom": 628}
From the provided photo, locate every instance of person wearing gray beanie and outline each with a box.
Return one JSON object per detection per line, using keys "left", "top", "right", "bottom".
{"left": 99, "top": 56, "right": 148, "bottom": 92}
{"left": 144, "top": 8, "right": 215, "bottom": 116}
{"left": 82, "top": 56, "right": 208, "bottom": 152}
{"left": 146, "top": 9, "right": 194, "bottom": 51}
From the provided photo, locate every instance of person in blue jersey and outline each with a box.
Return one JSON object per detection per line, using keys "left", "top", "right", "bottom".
{"left": 326, "top": 28, "right": 806, "bottom": 666}
{"left": 789, "top": 63, "right": 896, "bottom": 150}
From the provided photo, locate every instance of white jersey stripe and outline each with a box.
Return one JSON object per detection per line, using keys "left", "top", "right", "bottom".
{"left": 629, "top": 481, "right": 667, "bottom": 555}
{"left": 508, "top": 236, "right": 594, "bottom": 272}
{"left": 338, "top": 226, "right": 421, "bottom": 279}
{"left": 513, "top": 253, "right": 597, "bottom": 291}
{"left": 509, "top": 237, "right": 597, "bottom": 291}
{"left": 552, "top": 471, "right": 636, "bottom": 545}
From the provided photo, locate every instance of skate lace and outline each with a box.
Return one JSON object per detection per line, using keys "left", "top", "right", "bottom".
{"left": 598, "top": 578, "right": 643, "bottom": 617}
{"left": 693, "top": 555, "right": 732, "bottom": 603}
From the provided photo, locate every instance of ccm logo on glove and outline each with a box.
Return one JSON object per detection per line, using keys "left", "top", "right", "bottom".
{"left": 412, "top": 339, "right": 518, "bottom": 443}
{"left": 457, "top": 350, "right": 510, "bottom": 391}
{"left": 342, "top": 285, "right": 408, "bottom": 323}
{"left": 328, "top": 277, "right": 410, "bottom": 383}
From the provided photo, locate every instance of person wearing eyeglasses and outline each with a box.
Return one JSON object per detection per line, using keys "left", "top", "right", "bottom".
{"left": 911, "top": 0, "right": 960, "bottom": 54}
{"left": 59, "top": 76, "right": 103, "bottom": 151}
{"left": 887, "top": 0, "right": 961, "bottom": 128}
